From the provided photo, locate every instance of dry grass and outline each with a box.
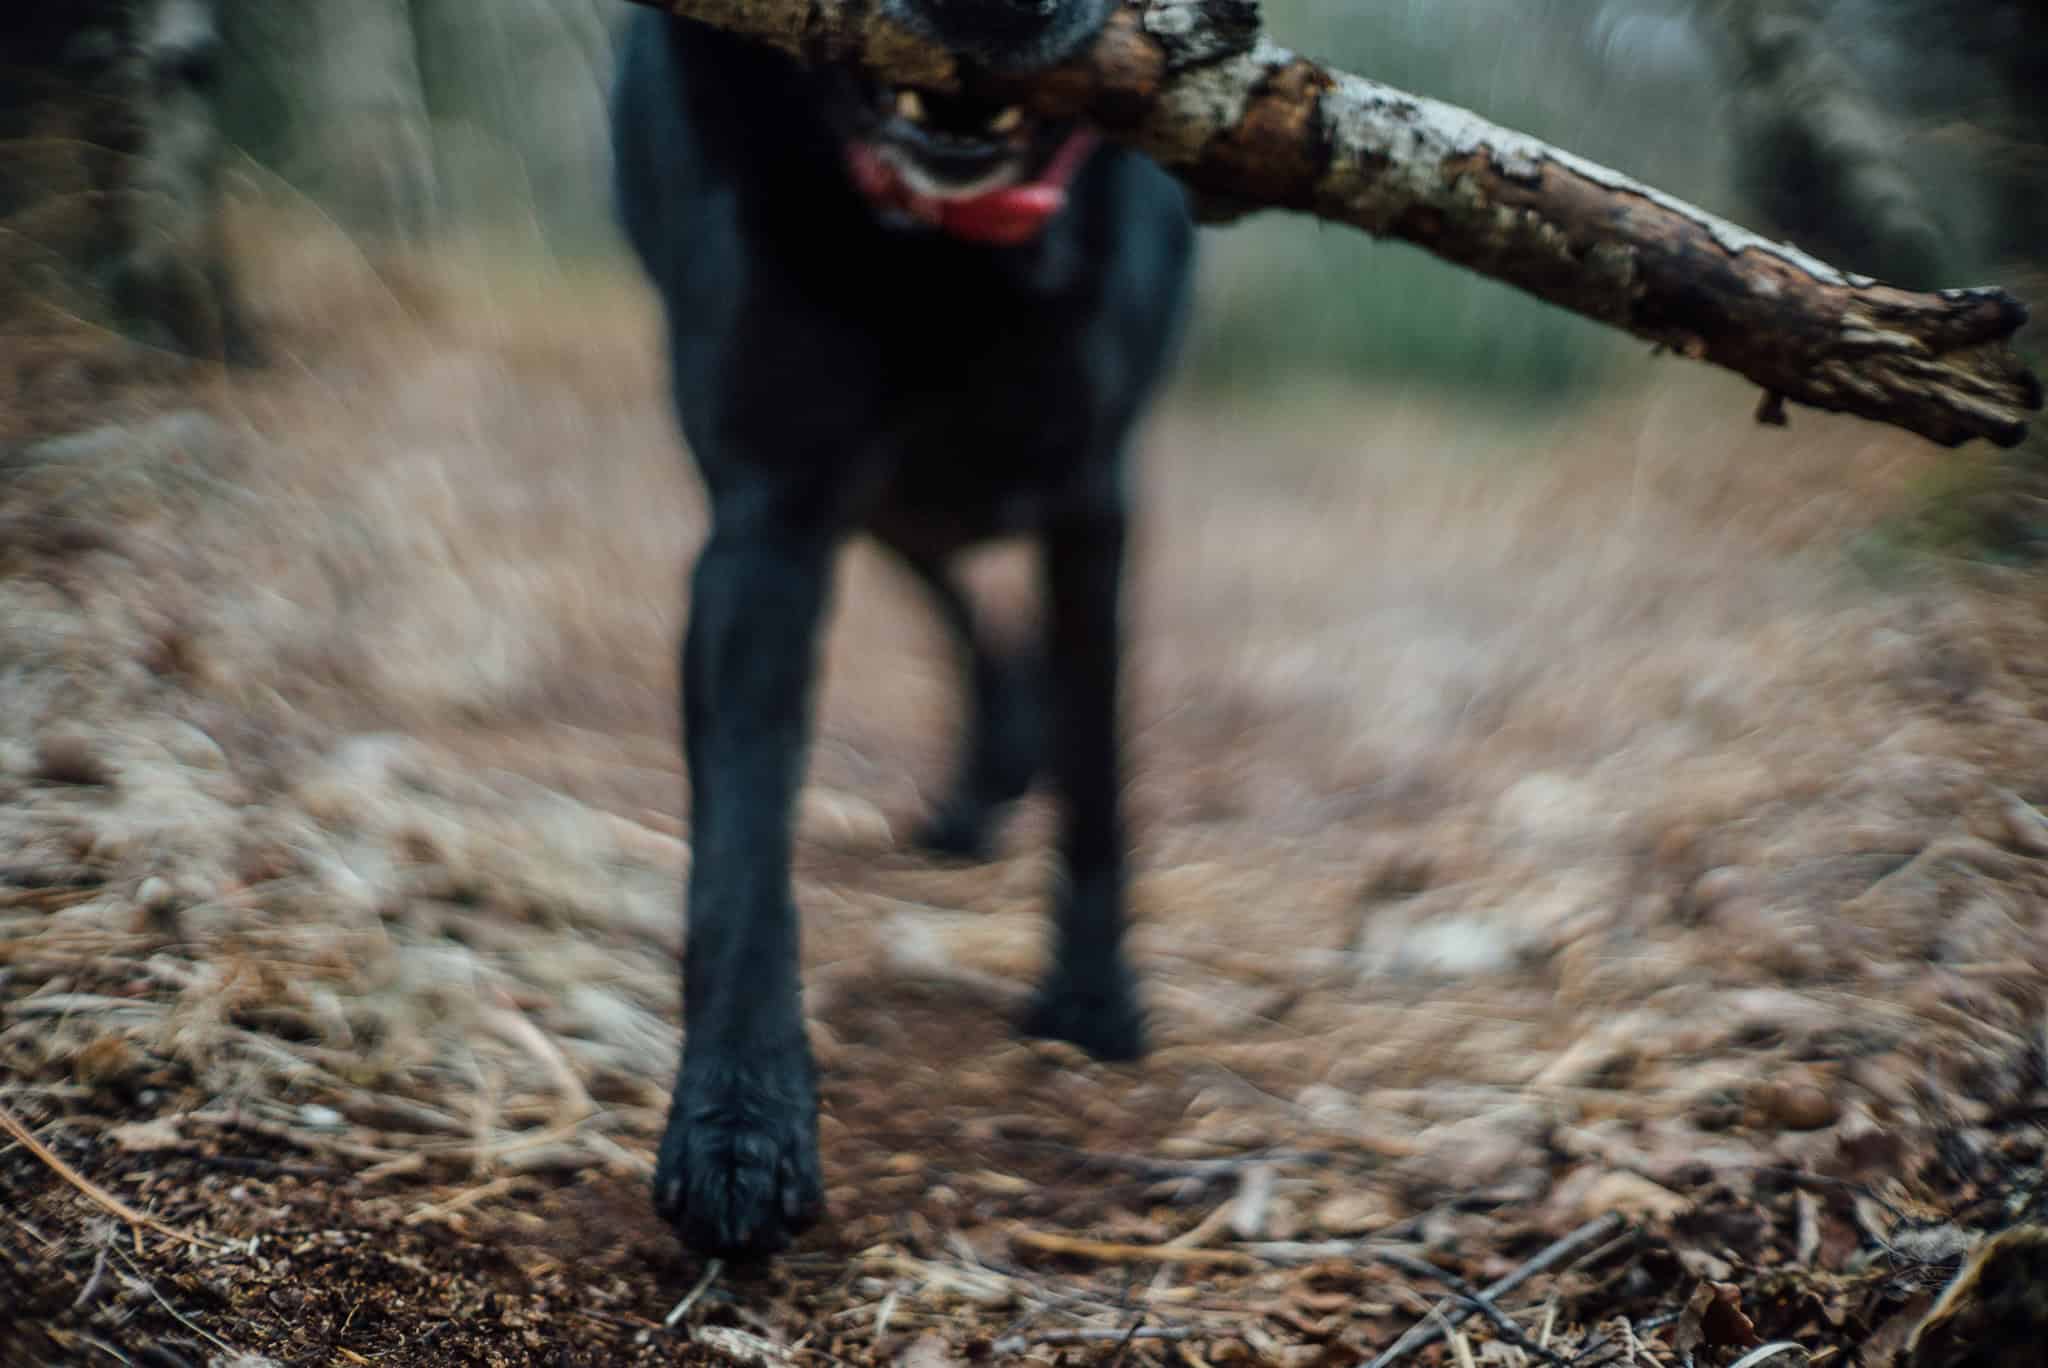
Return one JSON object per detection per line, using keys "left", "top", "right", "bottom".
{"left": 5, "top": 209, "right": 2048, "bottom": 1359}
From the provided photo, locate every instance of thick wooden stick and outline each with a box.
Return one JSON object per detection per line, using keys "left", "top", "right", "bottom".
{"left": 630, "top": 0, "right": 2040, "bottom": 448}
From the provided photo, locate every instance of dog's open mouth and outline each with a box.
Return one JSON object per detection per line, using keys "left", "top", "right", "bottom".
{"left": 845, "top": 84, "right": 1097, "bottom": 246}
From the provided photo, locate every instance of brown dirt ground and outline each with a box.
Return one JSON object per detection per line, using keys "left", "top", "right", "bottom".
{"left": 4, "top": 223, "right": 2048, "bottom": 1366}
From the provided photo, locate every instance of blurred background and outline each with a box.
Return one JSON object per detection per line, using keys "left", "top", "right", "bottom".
{"left": 4, "top": 0, "right": 2043, "bottom": 402}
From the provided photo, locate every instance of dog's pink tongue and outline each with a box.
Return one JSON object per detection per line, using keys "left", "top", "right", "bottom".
{"left": 938, "top": 185, "right": 1068, "bottom": 246}
{"left": 847, "top": 130, "right": 1098, "bottom": 246}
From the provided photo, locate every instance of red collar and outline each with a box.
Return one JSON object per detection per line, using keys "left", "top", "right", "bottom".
{"left": 844, "top": 129, "right": 1099, "bottom": 246}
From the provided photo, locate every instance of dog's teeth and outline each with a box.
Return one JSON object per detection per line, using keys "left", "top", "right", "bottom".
{"left": 988, "top": 106, "right": 1024, "bottom": 135}
{"left": 895, "top": 89, "right": 926, "bottom": 123}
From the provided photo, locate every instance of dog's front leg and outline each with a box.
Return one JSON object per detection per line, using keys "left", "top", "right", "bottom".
{"left": 656, "top": 502, "right": 835, "bottom": 1257}
{"left": 1023, "top": 497, "right": 1146, "bottom": 1061}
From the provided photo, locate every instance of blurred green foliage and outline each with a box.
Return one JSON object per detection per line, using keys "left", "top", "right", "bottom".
{"left": 1182, "top": 0, "right": 1739, "bottom": 399}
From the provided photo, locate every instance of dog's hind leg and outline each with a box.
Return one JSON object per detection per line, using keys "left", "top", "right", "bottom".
{"left": 886, "top": 545, "right": 1045, "bottom": 862}
{"left": 656, "top": 495, "right": 836, "bottom": 1257}
{"left": 1020, "top": 497, "right": 1146, "bottom": 1061}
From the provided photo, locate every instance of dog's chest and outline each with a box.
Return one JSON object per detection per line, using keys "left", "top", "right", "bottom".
{"left": 871, "top": 406, "right": 1086, "bottom": 547}
{"left": 863, "top": 297, "right": 1109, "bottom": 488}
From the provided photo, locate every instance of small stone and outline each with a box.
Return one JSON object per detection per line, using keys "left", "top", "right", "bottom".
{"left": 1749, "top": 1076, "right": 1840, "bottom": 1131}
{"left": 1685, "top": 866, "right": 1750, "bottom": 921}
{"left": 1998, "top": 795, "right": 2048, "bottom": 857}
{"left": 296, "top": 1104, "right": 345, "bottom": 1130}
{"left": 109, "top": 1116, "right": 184, "bottom": 1152}
{"left": 1574, "top": 1170, "right": 1691, "bottom": 1223}
{"left": 160, "top": 720, "right": 226, "bottom": 771}
{"left": 133, "top": 875, "right": 183, "bottom": 939}
{"left": 1313, "top": 1190, "right": 1398, "bottom": 1236}
{"left": 798, "top": 787, "right": 893, "bottom": 849}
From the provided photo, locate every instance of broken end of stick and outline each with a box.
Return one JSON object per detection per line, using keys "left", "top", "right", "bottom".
{"left": 2013, "top": 372, "right": 2048, "bottom": 449}
{"left": 1954, "top": 341, "right": 2043, "bottom": 450}
{"left": 1765, "top": 344, "right": 2038, "bottom": 448}
{"left": 1809, "top": 283, "right": 2042, "bottom": 448}
{"left": 1923, "top": 284, "right": 2041, "bottom": 448}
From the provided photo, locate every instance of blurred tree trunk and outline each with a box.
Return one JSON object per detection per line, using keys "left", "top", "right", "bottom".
{"left": 215, "top": 0, "right": 625, "bottom": 251}
{"left": 217, "top": 0, "right": 439, "bottom": 240}
{"left": 1700, "top": 1, "right": 2048, "bottom": 290}
{"left": 0, "top": 0, "right": 249, "bottom": 362}
{"left": 1709, "top": 0, "right": 1944, "bottom": 288}
{"left": 1701, "top": 0, "right": 2048, "bottom": 559}
{"left": 412, "top": 0, "right": 625, "bottom": 251}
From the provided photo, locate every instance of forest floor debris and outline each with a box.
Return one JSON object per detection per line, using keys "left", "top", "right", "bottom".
{"left": 5, "top": 238, "right": 2048, "bottom": 1364}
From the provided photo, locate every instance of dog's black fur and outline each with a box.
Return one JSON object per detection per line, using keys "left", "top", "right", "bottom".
{"left": 613, "top": 4, "right": 1194, "bottom": 1258}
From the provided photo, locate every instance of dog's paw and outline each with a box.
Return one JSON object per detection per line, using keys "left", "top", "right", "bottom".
{"left": 654, "top": 1051, "right": 823, "bottom": 1257}
{"left": 1021, "top": 960, "right": 1146, "bottom": 1062}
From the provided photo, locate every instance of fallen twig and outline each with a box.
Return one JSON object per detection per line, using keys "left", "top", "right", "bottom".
{"left": 991, "top": 1324, "right": 1202, "bottom": 1355}
{"left": 1111, "top": 1316, "right": 1154, "bottom": 1368}
{"left": 1017, "top": 1142, "right": 1339, "bottom": 1182}
{"left": 112, "top": 1244, "right": 239, "bottom": 1358}
{"left": 1238, "top": 1238, "right": 1407, "bottom": 1263}
{"left": 71, "top": 1245, "right": 110, "bottom": 1311}
{"left": 481, "top": 994, "right": 598, "bottom": 1121}
{"left": 402, "top": 1174, "right": 521, "bottom": 1226}
{"left": 0, "top": 1100, "right": 224, "bottom": 1252}
{"left": 0, "top": 885, "right": 103, "bottom": 911}
{"left": 1566, "top": 1309, "right": 1684, "bottom": 1368}
{"left": 665, "top": 1257, "right": 725, "bottom": 1328}
{"left": 1011, "top": 1227, "right": 1257, "bottom": 1270}
{"left": 1369, "top": 1248, "right": 1572, "bottom": 1368}
{"left": 1228, "top": 1162, "right": 1276, "bottom": 1239}
{"left": 1360, "top": 1213, "right": 1626, "bottom": 1368}
{"left": 185, "top": 1107, "right": 399, "bottom": 1166}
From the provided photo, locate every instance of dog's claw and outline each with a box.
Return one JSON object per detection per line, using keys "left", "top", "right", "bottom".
{"left": 782, "top": 1157, "right": 813, "bottom": 1225}
{"left": 655, "top": 1057, "right": 824, "bottom": 1257}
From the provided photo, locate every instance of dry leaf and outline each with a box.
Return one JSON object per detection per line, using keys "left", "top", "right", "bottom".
{"left": 107, "top": 1116, "right": 184, "bottom": 1152}
{"left": 897, "top": 1332, "right": 956, "bottom": 1368}
{"left": 1673, "top": 1280, "right": 1762, "bottom": 1361}
{"left": 1748, "top": 1077, "right": 1839, "bottom": 1131}
{"left": 1313, "top": 1189, "right": 1397, "bottom": 1237}
{"left": 1574, "top": 1171, "right": 1691, "bottom": 1223}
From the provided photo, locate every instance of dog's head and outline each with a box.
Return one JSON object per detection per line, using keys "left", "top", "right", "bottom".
{"left": 883, "top": 0, "right": 1115, "bottom": 73}
{"left": 831, "top": 0, "right": 1117, "bottom": 245}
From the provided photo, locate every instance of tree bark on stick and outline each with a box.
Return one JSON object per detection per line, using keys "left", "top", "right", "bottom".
{"left": 628, "top": 0, "right": 2041, "bottom": 449}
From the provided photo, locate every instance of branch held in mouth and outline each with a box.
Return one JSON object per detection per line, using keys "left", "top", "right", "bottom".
{"left": 633, "top": 0, "right": 2041, "bottom": 449}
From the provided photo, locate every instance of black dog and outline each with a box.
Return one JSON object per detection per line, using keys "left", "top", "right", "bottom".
{"left": 612, "top": 0, "right": 1195, "bottom": 1257}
